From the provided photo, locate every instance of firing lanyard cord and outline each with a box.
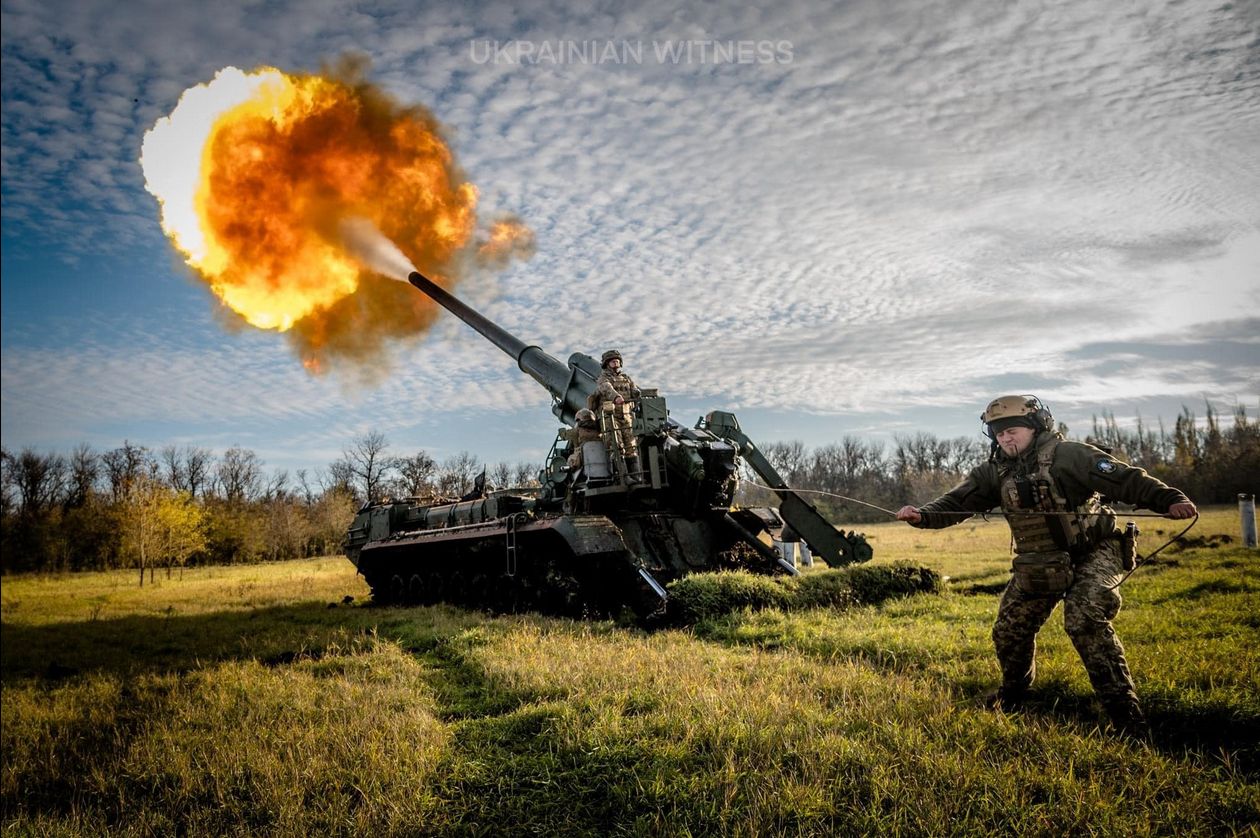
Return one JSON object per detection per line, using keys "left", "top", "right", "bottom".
{"left": 745, "top": 479, "right": 1199, "bottom": 588}
{"left": 743, "top": 481, "right": 902, "bottom": 517}
{"left": 1104, "top": 514, "right": 1199, "bottom": 591}
{"left": 744, "top": 480, "right": 1185, "bottom": 520}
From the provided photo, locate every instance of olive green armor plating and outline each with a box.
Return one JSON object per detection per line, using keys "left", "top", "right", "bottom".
{"left": 342, "top": 272, "right": 873, "bottom": 617}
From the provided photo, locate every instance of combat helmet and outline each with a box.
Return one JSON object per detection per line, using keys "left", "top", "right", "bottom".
{"left": 981, "top": 395, "right": 1054, "bottom": 439}
{"left": 601, "top": 349, "right": 623, "bottom": 368}
{"left": 575, "top": 408, "right": 596, "bottom": 422}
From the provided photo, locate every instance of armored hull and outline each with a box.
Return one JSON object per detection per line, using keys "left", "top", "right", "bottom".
{"left": 346, "top": 489, "right": 793, "bottom": 617}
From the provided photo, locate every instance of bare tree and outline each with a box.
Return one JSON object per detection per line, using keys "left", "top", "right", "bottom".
{"left": 161, "top": 445, "right": 186, "bottom": 492}
{"left": 264, "top": 468, "right": 290, "bottom": 501}
{"left": 159, "top": 444, "right": 213, "bottom": 495}
{"left": 489, "top": 461, "right": 513, "bottom": 490}
{"left": 0, "top": 447, "right": 16, "bottom": 518}
{"left": 763, "top": 440, "right": 808, "bottom": 485}
{"left": 397, "top": 450, "right": 437, "bottom": 497}
{"left": 183, "top": 446, "right": 213, "bottom": 499}
{"left": 513, "top": 462, "right": 540, "bottom": 488}
{"left": 66, "top": 443, "right": 100, "bottom": 508}
{"left": 216, "top": 446, "right": 262, "bottom": 504}
{"left": 944, "top": 437, "right": 986, "bottom": 474}
{"left": 261, "top": 492, "right": 311, "bottom": 561}
{"left": 10, "top": 448, "right": 68, "bottom": 516}
{"left": 738, "top": 437, "right": 898, "bottom": 522}
{"left": 435, "top": 451, "right": 480, "bottom": 497}
{"left": 306, "top": 466, "right": 353, "bottom": 503}
{"left": 325, "top": 460, "right": 356, "bottom": 497}
{"left": 102, "top": 442, "right": 153, "bottom": 503}
{"left": 893, "top": 433, "right": 951, "bottom": 477}
{"left": 295, "top": 468, "right": 317, "bottom": 505}
{"left": 334, "top": 431, "right": 397, "bottom": 502}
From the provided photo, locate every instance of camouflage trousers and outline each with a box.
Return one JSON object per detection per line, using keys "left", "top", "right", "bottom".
{"left": 993, "top": 538, "right": 1139, "bottom": 710}
{"left": 601, "top": 402, "right": 637, "bottom": 458}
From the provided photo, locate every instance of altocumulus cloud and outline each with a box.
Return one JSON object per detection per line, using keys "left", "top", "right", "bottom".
{"left": 1, "top": 0, "right": 1257, "bottom": 467}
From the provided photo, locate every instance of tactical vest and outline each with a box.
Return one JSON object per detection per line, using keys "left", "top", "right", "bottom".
{"left": 998, "top": 435, "right": 1106, "bottom": 557}
{"left": 597, "top": 371, "right": 636, "bottom": 401}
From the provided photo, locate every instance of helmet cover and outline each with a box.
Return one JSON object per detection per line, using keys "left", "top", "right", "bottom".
{"left": 981, "top": 395, "right": 1053, "bottom": 436}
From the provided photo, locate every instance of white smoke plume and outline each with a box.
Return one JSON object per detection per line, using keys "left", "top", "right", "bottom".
{"left": 338, "top": 216, "right": 418, "bottom": 281}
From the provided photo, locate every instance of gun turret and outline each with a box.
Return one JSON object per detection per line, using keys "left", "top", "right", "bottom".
{"left": 408, "top": 272, "right": 597, "bottom": 423}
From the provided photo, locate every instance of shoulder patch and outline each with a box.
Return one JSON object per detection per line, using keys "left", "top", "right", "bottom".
{"left": 1096, "top": 459, "right": 1118, "bottom": 474}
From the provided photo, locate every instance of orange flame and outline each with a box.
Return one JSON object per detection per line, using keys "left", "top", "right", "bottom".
{"left": 141, "top": 63, "right": 526, "bottom": 370}
{"left": 477, "top": 216, "right": 537, "bottom": 268}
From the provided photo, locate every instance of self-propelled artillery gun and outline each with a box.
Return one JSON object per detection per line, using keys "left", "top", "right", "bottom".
{"left": 343, "top": 272, "right": 872, "bottom": 617}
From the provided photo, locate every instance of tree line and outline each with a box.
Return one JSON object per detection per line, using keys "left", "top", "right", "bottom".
{"left": 0, "top": 433, "right": 539, "bottom": 578}
{"left": 3, "top": 402, "right": 1255, "bottom": 576}
{"left": 1083, "top": 403, "right": 1258, "bottom": 505}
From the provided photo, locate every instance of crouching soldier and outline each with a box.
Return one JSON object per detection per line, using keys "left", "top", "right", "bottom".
{"left": 895, "top": 395, "right": 1196, "bottom": 731}
{"left": 565, "top": 408, "right": 603, "bottom": 469}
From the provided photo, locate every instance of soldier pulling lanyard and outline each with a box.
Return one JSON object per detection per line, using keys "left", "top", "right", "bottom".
{"left": 744, "top": 480, "right": 1199, "bottom": 590}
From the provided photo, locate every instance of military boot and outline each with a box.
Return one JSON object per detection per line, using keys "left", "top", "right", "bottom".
{"left": 1104, "top": 699, "right": 1149, "bottom": 738}
{"left": 983, "top": 685, "right": 1027, "bottom": 712}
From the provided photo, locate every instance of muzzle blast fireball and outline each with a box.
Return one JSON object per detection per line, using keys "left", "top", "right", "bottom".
{"left": 141, "top": 63, "right": 531, "bottom": 372}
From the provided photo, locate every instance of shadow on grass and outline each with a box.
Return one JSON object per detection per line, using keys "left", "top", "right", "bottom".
{"left": 985, "top": 684, "right": 1259, "bottom": 775}
{"left": 1156, "top": 578, "right": 1256, "bottom": 602}
{"left": 0, "top": 601, "right": 831, "bottom": 835}
{"left": 426, "top": 679, "right": 860, "bottom": 837}
{"left": 410, "top": 643, "right": 729, "bottom": 836}
{"left": 958, "top": 581, "right": 1008, "bottom": 596}
{"left": 0, "top": 602, "right": 477, "bottom": 683}
{"left": 421, "top": 632, "right": 555, "bottom": 722}
{"left": 1142, "top": 706, "right": 1259, "bottom": 773}
{"left": 1, "top": 602, "right": 577, "bottom": 832}
{"left": 690, "top": 615, "right": 1260, "bottom": 779}
{"left": 430, "top": 702, "right": 714, "bottom": 837}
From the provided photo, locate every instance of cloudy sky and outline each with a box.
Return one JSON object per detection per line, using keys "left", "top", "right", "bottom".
{"left": 2, "top": 0, "right": 1257, "bottom": 479}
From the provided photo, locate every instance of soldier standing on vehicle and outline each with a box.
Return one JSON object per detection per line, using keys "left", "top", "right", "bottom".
{"left": 595, "top": 349, "right": 642, "bottom": 481}
{"left": 894, "top": 395, "right": 1197, "bottom": 731}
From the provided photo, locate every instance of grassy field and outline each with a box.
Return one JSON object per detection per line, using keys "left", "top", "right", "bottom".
{"left": 2, "top": 507, "right": 1257, "bottom": 836}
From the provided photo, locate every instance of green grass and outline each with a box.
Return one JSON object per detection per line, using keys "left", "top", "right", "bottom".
{"left": 2, "top": 508, "right": 1257, "bottom": 835}
{"left": 664, "top": 564, "right": 941, "bottom": 624}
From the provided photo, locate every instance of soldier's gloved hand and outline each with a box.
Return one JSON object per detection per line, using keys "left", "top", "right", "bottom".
{"left": 1166, "top": 501, "right": 1197, "bottom": 519}
{"left": 614, "top": 396, "right": 624, "bottom": 405}
{"left": 895, "top": 506, "right": 922, "bottom": 524}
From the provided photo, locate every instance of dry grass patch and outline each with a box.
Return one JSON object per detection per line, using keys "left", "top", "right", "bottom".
{"left": 3, "top": 631, "right": 447, "bottom": 835}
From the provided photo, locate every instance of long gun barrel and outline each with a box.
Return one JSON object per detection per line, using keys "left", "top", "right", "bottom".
{"left": 406, "top": 272, "right": 870, "bottom": 567}
{"left": 408, "top": 271, "right": 597, "bottom": 422}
